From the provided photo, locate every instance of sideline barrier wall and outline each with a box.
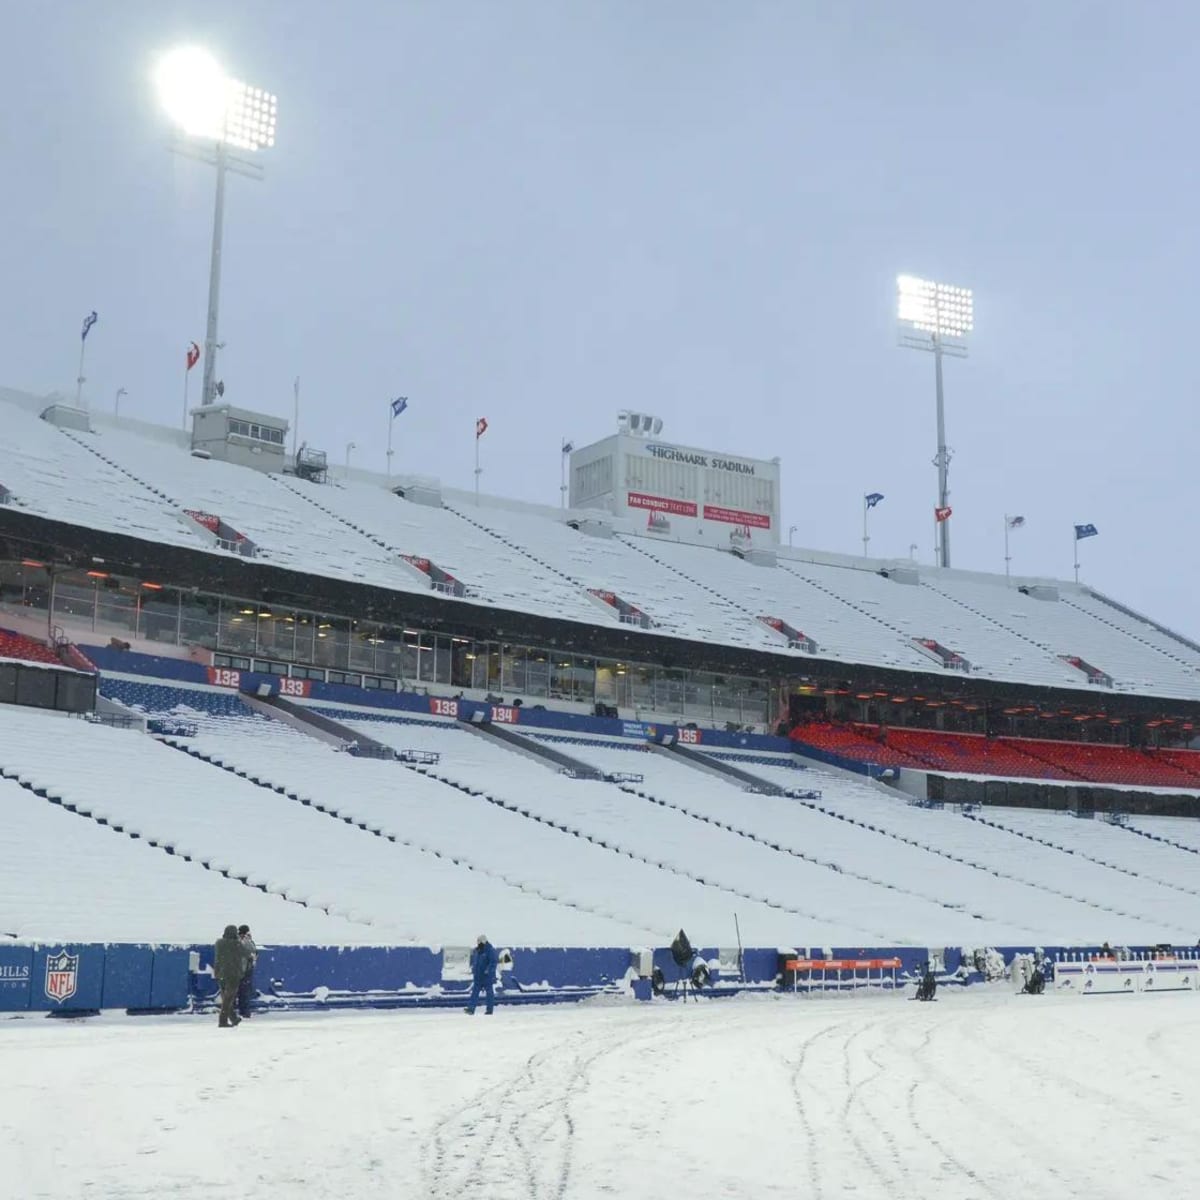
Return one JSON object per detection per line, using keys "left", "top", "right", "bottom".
{"left": 1055, "top": 954, "right": 1200, "bottom": 995}
{"left": 0, "top": 943, "right": 189, "bottom": 1013}
{"left": 4, "top": 940, "right": 1198, "bottom": 1014}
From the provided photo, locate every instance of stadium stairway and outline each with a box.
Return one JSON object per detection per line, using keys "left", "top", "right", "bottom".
{"left": 605, "top": 779, "right": 999, "bottom": 923}
{"left": 615, "top": 537, "right": 763, "bottom": 625}
{"left": 765, "top": 784, "right": 1159, "bottom": 928}
{"left": 963, "top": 810, "right": 1200, "bottom": 903}
{"left": 777, "top": 562, "right": 914, "bottom": 647}
{"left": 920, "top": 579, "right": 1060, "bottom": 662}
{"left": 179, "top": 711, "right": 876, "bottom": 942}
{"left": 1119, "top": 821, "right": 1200, "bottom": 857}
{"left": 444, "top": 502, "right": 583, "bottom": 594}
{"left": 1060, "top": 594, "right": 1198, "bottom": 675}
{"left": 467, "top": 720, "right": 604, "bottom": 779}
{"left": 156, "top": 736, "right": 642, "bottom": 934}
{"left": 59, "top": 427, "right": 179, "bottom": 505}
{"left": 247, "top": 692, "right": 396, "bottom": 755}
{"left": 649, "top": 741, "right": 790, "bottom": 795}
{"left": 272, "top": 475, "right": 397, "bottom": 560}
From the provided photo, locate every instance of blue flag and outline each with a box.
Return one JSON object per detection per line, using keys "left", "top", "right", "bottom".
{"left": 1074, "top": 523, "right": 1098, "bottom": 540}
{"left": 390, "top": 396, "right": 408, "bottom": 418}
{"left": 865, "top": 492, "right": 884, "bottom": 508}
{"left": 562, "top": 440, "right": 574, "bottom": 455}
{"left": 81, "top": 311, "right": 98, "bottom": 341}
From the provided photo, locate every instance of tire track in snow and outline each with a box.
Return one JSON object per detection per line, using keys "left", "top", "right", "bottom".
{"left": 422, "top": 1019, "right": 659, "bottom": 1200}
{"left": 785, "top": 1020, "right": 846, "bottom": 1200}
{"left": 903, "top": 1018, "right": 1123, "bottom": 1200}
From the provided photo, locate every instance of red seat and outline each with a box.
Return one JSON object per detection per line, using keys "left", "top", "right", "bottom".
{"left": 0, "top": 628, "right": 60, "bottom": 667}
{"left": 790, "top": 721, "right": 1200, "bottom": 789}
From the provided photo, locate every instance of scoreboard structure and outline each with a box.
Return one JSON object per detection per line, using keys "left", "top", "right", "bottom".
{"left": 568, "top": 412, "right": 781, "bottom": 549}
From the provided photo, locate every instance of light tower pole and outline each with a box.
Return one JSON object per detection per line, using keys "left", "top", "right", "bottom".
{"left": 156, "top": 47, "right": 278, "bottom": 408}
{"left": 897, "top": 275, "right": 973, "bottom": 569}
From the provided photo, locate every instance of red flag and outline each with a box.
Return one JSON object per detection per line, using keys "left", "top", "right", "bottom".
{"left": 186, "top": 341, "right": 200, "bottom": 371}
{"left": 934, "top": 506, "right": 952, "bottom": 523}
{"left": 476, "top": 417, "right": 488, "bottom": 438}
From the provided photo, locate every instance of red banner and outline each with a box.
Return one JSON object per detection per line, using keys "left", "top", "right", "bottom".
{"left": 277, "top": 677, "right": 311, "bottom": 698}
{"left": 429, "top": 696, "right": 459, "bottom": 718}
{"left": 702, "top": 504, "right": 770, "bottom": 529}
{"left": 676, "top": 726, "right": 703, "bottom": 745}
{"left": 627, "top": 492, "right": 697, "bottom": 518}
{"left": 207, "top": 666, "right": 241, "bottom": 689}
{"left": 491, "top": 705, "right": 520, "bottom": 724}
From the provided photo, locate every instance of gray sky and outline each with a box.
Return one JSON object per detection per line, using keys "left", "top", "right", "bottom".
{"left": 5, "top": 2, "right": 1198, "bottom": 636}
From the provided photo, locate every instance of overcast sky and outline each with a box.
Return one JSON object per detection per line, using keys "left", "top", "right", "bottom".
{"left": 5, "top": 2, "right": 1198, "bottom": 636}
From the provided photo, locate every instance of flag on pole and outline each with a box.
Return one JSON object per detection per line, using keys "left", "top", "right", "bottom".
{"left": 81, "top": 311, "right": 98, "bottom": 341}
{"left": 1007, "top": 514, "right": 1026, "bottom": 529}
{"left": 476, "top": 417, "right": 488, "bottom": 439}
{"left": 934, "top": 506, "right": 952, "bottom": 523}
{"left": 186, "top": 341, "right": 200, "bottom": 371}
{"left": 391, "top": 396, "right": 409, "bottom": 418}
{"left": 865, "top": 492, "right": 884, "bottom": 509}
{"left": 1074, "top": 523, "right": 1098, "bottom": 540}
{"left": 561, "top": 440, "right": 574, "bottom": 455}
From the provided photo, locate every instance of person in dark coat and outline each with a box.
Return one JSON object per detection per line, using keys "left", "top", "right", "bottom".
{"left": 236, "top": 925, "right": 258, "bottom": 1019}
{"left": 466, "top": 934, "right": 497, "bottom": 1015}
{"left": 214, "top": 924, "right": 248, "bottom": 1028}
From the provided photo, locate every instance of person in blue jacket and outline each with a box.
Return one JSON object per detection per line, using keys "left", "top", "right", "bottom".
{"left": 466, "top": 934, "right": 497, "bottom": 1015}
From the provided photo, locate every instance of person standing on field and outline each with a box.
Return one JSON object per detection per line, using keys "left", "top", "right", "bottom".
{"left": 214, "top": 925, "right": 247, "bottom": 1028}
{"left": 237, "top": 925, "right": 258, "bottom": 1019}
{"left": 466, "top": 934, "right": 497, "bottom": 1015}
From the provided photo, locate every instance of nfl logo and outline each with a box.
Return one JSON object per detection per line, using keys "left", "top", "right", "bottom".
{"left": 45, "top": 950, "right": 79, "bottom": 1004}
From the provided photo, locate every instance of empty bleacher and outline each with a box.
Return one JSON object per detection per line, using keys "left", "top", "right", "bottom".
{"left": 0, "top": 750, "right": 375, "bottom": 945}
{"left": 2, "top": 387, "right": 1200, "bottom": 702}
{"left": 0, "top": 627, "right": 60, "bottom": 666}
{"left": 788, "top": 722, "right": 1200, "bottom": 790}
{"left": 0, "top": 703, "right": 643, "bottom": 946}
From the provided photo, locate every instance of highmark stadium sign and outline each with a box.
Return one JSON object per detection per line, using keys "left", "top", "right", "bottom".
{"left": 643, "top": 444, "right": 758, "bottom": 475}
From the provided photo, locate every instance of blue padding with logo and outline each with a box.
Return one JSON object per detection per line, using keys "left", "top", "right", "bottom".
{"left": 29, "top": 944, "right": 105, "bottom": 1011}
{"left": 101, "top": 944, "right": 153, "bottom": 1009}
{"left": 0, "top": 945, "right": 33, "bottom": 1011}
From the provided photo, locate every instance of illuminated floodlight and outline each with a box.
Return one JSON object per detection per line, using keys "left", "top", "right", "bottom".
{"left": 156, "top": 47, "right": 278, "bottom": 151}
{"left": 896, "top": 273, "right": 974, "bottom": 569}
{"left": 156, "top": 46, "right": 279, "bottom": 417}
{"left": 897, "top": 275, "right": 973, "bottom": 357}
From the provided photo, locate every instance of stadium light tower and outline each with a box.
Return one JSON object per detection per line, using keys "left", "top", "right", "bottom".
{"left": 156, "top": 47, "right": 277, "bottom": 412}
{"left": 897, "top": 275, "right": 973, "bottom": 569}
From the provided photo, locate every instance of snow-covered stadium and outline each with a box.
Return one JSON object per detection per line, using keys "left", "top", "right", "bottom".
{"left": 3, "top": 381, "right": 1200, "bottom": 1193}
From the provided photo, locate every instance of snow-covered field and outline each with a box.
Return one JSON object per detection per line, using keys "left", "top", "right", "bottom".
{"left": 3, "top": 990, "right": 1196, "bottom": 1199}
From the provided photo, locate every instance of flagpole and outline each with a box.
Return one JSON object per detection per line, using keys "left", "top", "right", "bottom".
{"left": 387, "top": 410, "right": 394, "bottom": 479}
{"left": 1073, "top": 529, "right": 1080, "bottom": 584}
{"left": 293, "top": 376, "right": 300, "bottom": 459}
{"left": 560, "top": 439, "right": 567, "bottom": 509}
{"left": 75, "top": 339, "right": 88, "bottom": 410}
{"left": 862, "top": 495, "right": 869, "bottom": 557}
{"left": 182, "top": 364, "right": 189, "bottom": 430}
{"left": 1004, "top": 515, "right": 1011, "bottom": 580}
{"left": 474, "top": 428, "right": 481, "bottom": 504}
